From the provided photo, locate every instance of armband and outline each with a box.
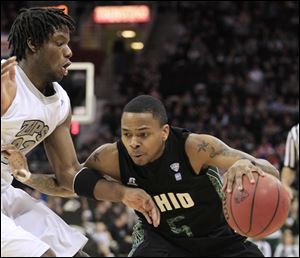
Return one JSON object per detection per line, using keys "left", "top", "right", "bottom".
{"left": 73, "top": 167, "right": 104, "bottom": 199}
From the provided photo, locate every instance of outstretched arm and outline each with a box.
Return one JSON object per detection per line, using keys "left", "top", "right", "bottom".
{"left": 186, "top": 134, "right": 279, "bottom": 192}
{"left": 2, "top": 143, "right": 161, "bottom": 227}
{"left": 1, "top": 144, "right": 76, "bottom": 197}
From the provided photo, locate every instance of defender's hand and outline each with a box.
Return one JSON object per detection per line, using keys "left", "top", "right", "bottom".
{"left": 1, "top": 57, "right": 17, "bottom": 116}
{"left": 1, "top": 56, "right": 17, "bottom": 84}
{"left": 1, "top": 144, "right": 31, "bottom": 183}
{"left": 222, "top": 159, "right": 265, "bottom": 193}
{"left": 122, "top": 187, "right": 160, "bottom": 227}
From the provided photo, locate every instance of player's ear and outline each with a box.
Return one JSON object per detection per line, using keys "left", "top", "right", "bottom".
{"left": 27, "top": 38, "right": 38, "bottom": 53}
{"left": 162, "top": 124, "right": 169, "bottom": 142}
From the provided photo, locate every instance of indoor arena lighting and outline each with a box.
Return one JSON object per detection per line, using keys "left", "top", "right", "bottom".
{"left": 131, "top": 42, "right": 144, "bottom": 50}
{"left": 121, "top": 30, "right": 136, "bottom": 38}
{"left": 93, "top": 5, "right": 150, "bottom": 24}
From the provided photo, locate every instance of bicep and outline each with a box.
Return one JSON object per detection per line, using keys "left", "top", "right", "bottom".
{"left": 84, "top": 143, "right": 121, "bottom": 181}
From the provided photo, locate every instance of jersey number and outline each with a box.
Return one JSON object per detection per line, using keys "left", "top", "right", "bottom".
{"left": 166, "top": 215, "right": 194, "bottom": 237}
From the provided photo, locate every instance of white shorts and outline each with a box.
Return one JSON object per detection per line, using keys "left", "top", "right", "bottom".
{"left": 1, "top": 212, "right": 50, "bottom": 257}
{"left": 1, "top": 185, "right": 88, "bottom": 257}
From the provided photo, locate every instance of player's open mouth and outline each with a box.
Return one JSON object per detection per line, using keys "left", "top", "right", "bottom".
{"left": 133, "top": 154, "right": 144, "bottom": 158}
{"left": 62, "top": 62, "right": 71, "bottom": 76}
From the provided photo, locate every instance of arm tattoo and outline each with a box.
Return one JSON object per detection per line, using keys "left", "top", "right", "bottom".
{"left": 209, "top": 143, "right": 243, "bottom": 158}
{"left": 198, "top": 139, "right": 244, "bottom": 159}
{"left": 197, "top": 141, "right": 209, "bottom": 152}
{"left": 26, "top": 174, "right": 76, "bottom": 197}
{"left": 93, "top": 152, "right": 100, "bottom": 162}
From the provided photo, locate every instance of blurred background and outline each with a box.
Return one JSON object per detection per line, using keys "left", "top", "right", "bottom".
{"left": 1, "top": 1, "right": 299, "bottom": 257}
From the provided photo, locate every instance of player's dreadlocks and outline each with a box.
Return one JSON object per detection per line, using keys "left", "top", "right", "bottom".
{"left": 8, "top": 7, "right": 75, "bottom": 61}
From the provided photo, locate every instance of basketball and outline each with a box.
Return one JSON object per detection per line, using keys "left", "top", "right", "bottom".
{"left": 223, "top": 172, "right": 291, "bottom": 239}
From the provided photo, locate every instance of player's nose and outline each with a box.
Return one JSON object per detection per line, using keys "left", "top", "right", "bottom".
{"left": 64, "top": 44, "right": 73, "bottom": 59}
{"left": 129, "top": 136, "right": 140, "bottom": 149}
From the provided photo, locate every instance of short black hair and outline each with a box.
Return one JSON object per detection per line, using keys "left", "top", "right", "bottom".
{"left": 8, "top": 7, "right": 75, "bottom": 61}
{"left": 123, "top": 95, "right": 168, "bottom": 125}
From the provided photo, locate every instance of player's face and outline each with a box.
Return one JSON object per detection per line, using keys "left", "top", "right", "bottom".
{"left": 35, "top": 26, "right": 72, "bottom": 82}
{"left": 121, "top": 112, "right": 169, "bottom": 166}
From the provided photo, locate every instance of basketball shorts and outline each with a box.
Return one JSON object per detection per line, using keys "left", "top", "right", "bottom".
{"left": 129, "top": 228, "right": 264, "bottom": 257}
{"left": 1, "top": 185, "right": 88, "bottom": 257}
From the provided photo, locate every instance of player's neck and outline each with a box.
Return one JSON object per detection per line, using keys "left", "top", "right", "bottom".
{"left": 18, "top": 61, "right": 49, "bottom": 94}
{"left": 149, "top": 142, "right": 166, "bottom": 164}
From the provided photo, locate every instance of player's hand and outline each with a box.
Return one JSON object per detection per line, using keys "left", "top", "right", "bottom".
{"left": 122, "top": 187, "right": 160, "bottom": 227}
{"left": 222, "top": 159, "right": 265, "bottom": 193}
{"left": 1, "top": 56, "right": 17, "bottom": 116}
{"left": 1, "top": 144, "right": 31, "bottom": 183}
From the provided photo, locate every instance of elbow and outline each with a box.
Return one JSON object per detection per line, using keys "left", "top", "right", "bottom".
{"left": 54, "top": 164, "right": 81, "bottom": 191}
{"left": 55, "top": 172, "right": 72, "bottom": 190}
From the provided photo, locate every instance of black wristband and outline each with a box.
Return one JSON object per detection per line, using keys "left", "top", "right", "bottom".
{"left": 73, "top": 167, "right": 104, "bottom": 199}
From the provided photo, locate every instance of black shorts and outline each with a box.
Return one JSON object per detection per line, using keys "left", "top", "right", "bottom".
{"left": 129, "top": 229, "right": 264, "bottom": 257}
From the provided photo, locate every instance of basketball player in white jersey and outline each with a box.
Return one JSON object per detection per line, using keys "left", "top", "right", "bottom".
{"left": 1, "top": 8, "right": 159, "bottom": 257}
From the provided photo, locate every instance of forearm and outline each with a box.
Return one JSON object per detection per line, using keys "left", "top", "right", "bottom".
{"left": 224, "top": 148, "right": 280, "bottom": 179}
{"left": 251, "top": 158, "right": 280, "bottom": 179}
{"left": 93, "top": 179, "right": 125, "bottom": 202}
{"left": 25, "top": 173, "right": 77, "bottom": 198}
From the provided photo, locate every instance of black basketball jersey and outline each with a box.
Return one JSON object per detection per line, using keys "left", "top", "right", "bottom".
{"left": 117, "top": 127, "right": 245, "bottom": 255}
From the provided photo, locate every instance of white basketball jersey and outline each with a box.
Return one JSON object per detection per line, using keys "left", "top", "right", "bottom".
{"left": 1, "top": 64, "right": 71, "bottom": 191}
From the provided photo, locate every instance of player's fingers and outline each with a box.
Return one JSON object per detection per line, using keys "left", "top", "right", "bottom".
{"left": 141, "top": 211, "right": 152, "bottom": 225}
{"left": 148, "top": 201, "right": 160, "bottom": 227}
{"left": 152, "top": 209, "right": 160, "bottom": 227}
{"left": 1, "top": 60, "right": 17, "bottom": 76}
{"left": 1, "top": 71, "right": 9, "bottom": 82}
{"left": 225, "top": 169, "right": 235, "bottom": 193}
{"left": 1, "top": 144, "right": 17, "bottom": 151}
{"left": 142, "top": 197, "right": 160, "bottom": 227}
{"left": 235, "top": 173, "right": 243, "bottom": 191}
{"left": 1, "top": 56, "right": 16, "bottom": 67}
{"left": 246, "top": 169, "right": 255, "bottom": 184}
{"left": 221, "top": 173, "right": 228, "bottom": 192}
{"left": 1, "top": 149, "right": 14, "bottom": 158}
{"left": 254, "top": 167, "right": 265, "bottom": 177}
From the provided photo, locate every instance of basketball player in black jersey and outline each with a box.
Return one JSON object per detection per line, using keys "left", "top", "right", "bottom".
{"left": 7, "top": 95, "right": 280, "bottom": 257}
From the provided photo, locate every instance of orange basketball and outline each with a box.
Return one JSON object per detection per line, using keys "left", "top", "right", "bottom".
{"left": 223, "top": 172, "right": 291, "bottom": 239}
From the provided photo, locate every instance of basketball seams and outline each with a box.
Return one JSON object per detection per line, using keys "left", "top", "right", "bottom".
{"left": 251, "top": 179, "right": 280, "bottom": 238}
{"left": 224, "top": 173, "right": 290, "bottom": 239}
{"left": 246, "top": 173, "right": 259, "bottom": 234}
{"left": 228, "top": 174, "right": 258, "bottom": 236}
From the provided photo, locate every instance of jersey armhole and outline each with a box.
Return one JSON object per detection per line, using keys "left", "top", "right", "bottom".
{"left": 182, "top": 134, "right": 202, "bottom": 176}
{"left": 57, "top": 97, "right": 71, "bottom": 127}
{"left": 116, "top": 140, "right": 129, "bottom": 185}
